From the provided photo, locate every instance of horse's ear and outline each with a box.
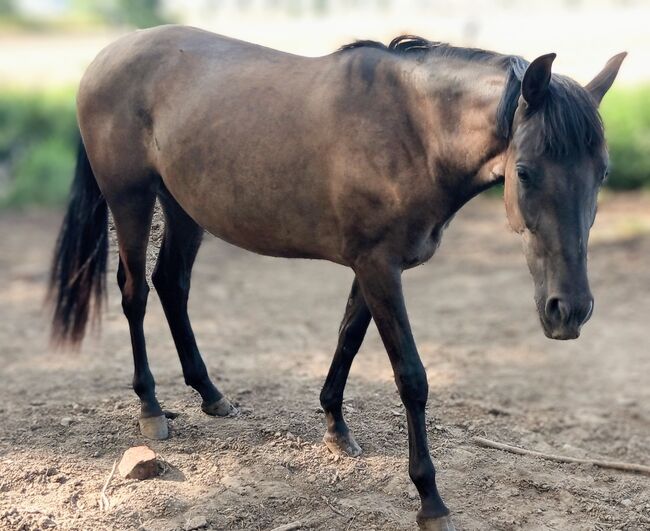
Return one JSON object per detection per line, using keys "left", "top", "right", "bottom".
{"left": 585, "top": 52, "right": 627, "bottom": 106}
{"left": 521, "top": 53, "right": 556, "bottom": 108}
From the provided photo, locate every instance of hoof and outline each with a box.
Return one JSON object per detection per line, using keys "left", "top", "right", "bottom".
{"left": 417, "top": 515, "right": 455, "bottom": 531}
{"left": 139, "top": 415, "right": 169, "bottom": 440}
{"left": 201, "top": 397, "right": 238, "bottom": 417}
{"left": 323, "top": 430, "right": 362, "bottom": 457}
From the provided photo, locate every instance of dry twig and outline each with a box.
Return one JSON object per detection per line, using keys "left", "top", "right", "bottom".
{"left": 98, "top": 460, "right": 118, "bottom": 511}
{"left": 322, "top": 495, "right": 345, "bottom": 516}
{"left": 473, "top": 437, "right": 650, "bottom": 476}
{"left": 269, "top": 521, "right": 303, "bottom": 531}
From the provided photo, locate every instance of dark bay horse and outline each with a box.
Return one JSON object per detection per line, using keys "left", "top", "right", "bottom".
{"left": 49, "top": 25, "right": 625, "bottom": 530}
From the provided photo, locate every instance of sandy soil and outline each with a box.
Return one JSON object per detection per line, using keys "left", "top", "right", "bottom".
{"left": 0, "top": 195, "right": 649, "bottom": 531}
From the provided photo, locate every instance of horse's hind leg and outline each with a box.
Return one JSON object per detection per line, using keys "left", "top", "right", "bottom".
{"left": 320, "top": 277, "right": 371, "bottom": 456}
{"left": 153, "top": 186, "right": 236, "bottom": 417}
{"left": 110, "top": 185, "right": 169, "bottom": 440}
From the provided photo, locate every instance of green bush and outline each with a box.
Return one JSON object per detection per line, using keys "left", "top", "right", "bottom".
{"left": 600, "top": 86, "right": 650, "bottom": 190}
{"left": 7, "top": 138, "right": 75, "bottom": 206}
{"left": 0, "top": 89, "right": 77, "bottom": 207}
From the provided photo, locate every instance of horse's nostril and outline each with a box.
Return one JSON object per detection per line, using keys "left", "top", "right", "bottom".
{"left": 545, "top": 296, "right": 569, "bottom": 324}
{"left": 580, "top": 299, "right": 594, "bottom": 326}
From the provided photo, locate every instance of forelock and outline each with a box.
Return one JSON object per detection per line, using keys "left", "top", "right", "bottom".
{"left": 525, "top": 75, "right": 605, "bottom": 158}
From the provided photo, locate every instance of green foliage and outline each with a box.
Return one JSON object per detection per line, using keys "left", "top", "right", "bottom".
{"left": 7, "top": 138, "right": 75, "bottom": 206}
{"left": 113, "top": 0, "right": 167, "bottom": 27}
{"left": 1, "top": 0, "right": 169, "bottom": 30}
{"left": 600, "top": 86, "right": 650, "bottom": 190}
{"left": 0, "top": 89, "right": 77, "bottom": 207}
{"left": 83, "top": 0, "right": 169, "bottom": 28}
{"left": 0, "top": 0, "right": 14, "bottom": 15}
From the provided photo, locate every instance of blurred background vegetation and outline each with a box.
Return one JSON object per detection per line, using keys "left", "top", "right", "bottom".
{"left": 0, "top": 0, "right": 648, "bottom": 207}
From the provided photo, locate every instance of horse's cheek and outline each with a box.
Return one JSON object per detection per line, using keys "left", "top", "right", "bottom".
{"left": 504, "top": 177, "right": 525, "bottom": 233}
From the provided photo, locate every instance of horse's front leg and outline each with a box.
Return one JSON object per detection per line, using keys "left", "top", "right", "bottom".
{"left": 355, "top": 256, "right": 454, "bottom": 531}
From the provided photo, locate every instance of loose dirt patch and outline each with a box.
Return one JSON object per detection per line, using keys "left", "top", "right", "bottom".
{"left": 1, "top": 196, "right": 649, "bottom": 530}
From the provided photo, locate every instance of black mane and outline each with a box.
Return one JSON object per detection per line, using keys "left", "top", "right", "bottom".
{"left": 339, "top": 35, "right": 604, "bottom": 157}
{"left": 339, "top": 35, "right": 510, "bottom": 64}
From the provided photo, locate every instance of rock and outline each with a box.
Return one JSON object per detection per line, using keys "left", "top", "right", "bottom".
{"left": 60, "top": 417, "right": 73, "bottom": 427}
{"left": 118, "top": 446, "right": 160, "bottom": 480}
{"left": 621, "top": 498, "right": 633, "bottom": 507}
{"left": 39, "top": 516, "right": 56, "bottom": 529}
{"left": 184, "top": 516, "right": 208, "bottom": 530}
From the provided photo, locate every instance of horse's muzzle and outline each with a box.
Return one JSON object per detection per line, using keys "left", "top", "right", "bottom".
{"left": 542, "top": 295, "right": 594, "bottom": 340}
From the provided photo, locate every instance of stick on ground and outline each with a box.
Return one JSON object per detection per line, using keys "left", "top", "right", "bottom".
{"left": 322, "top": 495, "right": 345, "bottom": 516}
{"left": 269, "top": 521, "right": 303, "bottom": 531}
{"left": 99, "top": 459, "right": 118, "bottom": 511}
{"left": 473, "top": 436, "right": 650, "bottom": 476}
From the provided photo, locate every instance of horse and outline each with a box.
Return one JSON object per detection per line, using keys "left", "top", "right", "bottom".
{"left": 48, "top": 25, "right": 625, "bottom": 530}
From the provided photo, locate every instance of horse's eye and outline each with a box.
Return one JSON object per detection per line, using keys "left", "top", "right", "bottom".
{"left": 517, "top": 168, "right": 531, "bottom": 184}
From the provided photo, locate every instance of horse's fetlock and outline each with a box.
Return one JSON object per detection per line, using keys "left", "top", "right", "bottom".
{"left": 133, "top": 374, "right": 155, "bottom": 398}
{"left": 319, "top": 388, "right": 340, "bottom": 413}
{"left": 409, "top": 462, "right": 436, "bottom": 490}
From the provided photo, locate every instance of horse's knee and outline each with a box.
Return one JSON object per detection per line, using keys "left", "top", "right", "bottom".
{"left": 395, "top": 361, "right": 429, "bottom": 408}
{"left": 152, "top": 267, "right": 189, "bottom": 304}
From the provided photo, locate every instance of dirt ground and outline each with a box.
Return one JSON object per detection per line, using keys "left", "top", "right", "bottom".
{"left": 0, "top": 195, "right": 649, "bottom": 531}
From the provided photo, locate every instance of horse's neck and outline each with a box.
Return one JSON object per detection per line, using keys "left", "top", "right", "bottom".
{"left": 407, "top": 58, "right": 510, "bottom": 200}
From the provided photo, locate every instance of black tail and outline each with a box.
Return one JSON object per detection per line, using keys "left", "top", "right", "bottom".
{"left": 48, "top": 137, "right": 108, "bottom": 348}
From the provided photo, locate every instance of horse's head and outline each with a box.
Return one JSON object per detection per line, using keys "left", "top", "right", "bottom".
{"left": 504, "top": 52, "right": 626, "bottom": 340}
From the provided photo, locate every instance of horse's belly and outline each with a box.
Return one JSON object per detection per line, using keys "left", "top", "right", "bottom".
{"left": 162, "top": 171, "right": 346, "bottom": 264}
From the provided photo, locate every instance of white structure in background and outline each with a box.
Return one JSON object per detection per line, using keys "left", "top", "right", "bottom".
{"left": 2, "top": 0, "right": 648, "bottom": 86}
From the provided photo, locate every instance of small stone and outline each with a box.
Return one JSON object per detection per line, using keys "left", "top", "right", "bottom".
{"left": 184, "top": 516, "right": 208, "bottom": 530}
{"left": 60, "top": 417, "right": 73, "bottom": 427}
{"left": 621, "top": 498, "right": 633, "bottom": 507}
{"left": 118, "top": 446, "right": 160, "bottom": 480}
{"left": 39, "top": 516, "right": 56, "bottom": 529}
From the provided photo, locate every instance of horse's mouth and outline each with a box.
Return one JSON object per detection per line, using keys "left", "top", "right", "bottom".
{"left": 546, "top": 328, "right": 581, "bottom": 340}
{"left": 540, "top": 316, "right": 581, "bottom": 340}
